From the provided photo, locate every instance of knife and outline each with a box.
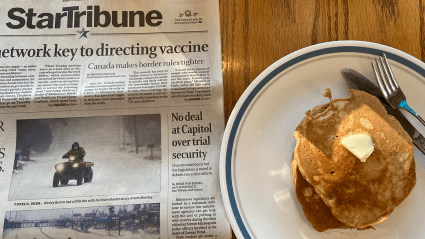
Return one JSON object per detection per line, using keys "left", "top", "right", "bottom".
{"left": 341, "top": 68, "right": 425, "bottom": 155}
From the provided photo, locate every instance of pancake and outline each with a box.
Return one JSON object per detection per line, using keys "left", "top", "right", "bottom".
{"left": 292, "top": 156, "right": 374, "bottom": 232}
{"left": 293, "top": 89, "right": 416, "bottom": 229}
{"left": 291, "top": 156, "right": 347, "bottom": 232}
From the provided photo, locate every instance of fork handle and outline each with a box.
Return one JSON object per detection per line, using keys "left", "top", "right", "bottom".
{"left": 412, "top": 132, "right": 425, "bottom": 155}
{"left": 406, "top": 110, "right": 425, "bottom": 127}
{"left": 398, "top": 100, "right": 425, "bottom": 127}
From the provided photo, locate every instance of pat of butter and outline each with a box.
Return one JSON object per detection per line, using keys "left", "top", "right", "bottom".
{"left": 341, "top": 134, "right": 374, "bottom": 162}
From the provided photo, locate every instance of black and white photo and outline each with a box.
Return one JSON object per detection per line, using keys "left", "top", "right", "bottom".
{"left": 3, "top": 203, "right": 160, "bottom": 239}
{"left": 9, "top": 114, "right": 162, "bottom": 200}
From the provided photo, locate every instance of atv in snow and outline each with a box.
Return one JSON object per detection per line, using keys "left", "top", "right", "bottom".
{"left": 53, "top": 154, "right": 93, "bottom": 187}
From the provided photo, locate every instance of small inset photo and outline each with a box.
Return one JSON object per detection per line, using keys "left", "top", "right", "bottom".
{"left": 9, "top": 114, "right": 161, "bottom": 200}
{"left": 3, "top": 203, "right": 160, "bottom": 239}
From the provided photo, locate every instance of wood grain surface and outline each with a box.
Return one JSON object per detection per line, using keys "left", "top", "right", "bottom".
{"left": 220, "top": 0, "right": 424, "bottom": 124}
{"left": 220, "top": 0, "right": 423, "bottom": 238}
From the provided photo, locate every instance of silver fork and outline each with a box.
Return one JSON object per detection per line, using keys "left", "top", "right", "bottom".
{"left": 371, "top": 53, "right": 425, "bottom": 127}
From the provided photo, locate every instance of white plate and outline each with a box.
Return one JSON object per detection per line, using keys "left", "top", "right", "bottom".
{"left": 220, "top": 41, "right": 425, "bottom": 239}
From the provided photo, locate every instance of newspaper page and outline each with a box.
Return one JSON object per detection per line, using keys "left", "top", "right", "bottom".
{"left": 0, "top": 0, "right": 231, "bottom": 238}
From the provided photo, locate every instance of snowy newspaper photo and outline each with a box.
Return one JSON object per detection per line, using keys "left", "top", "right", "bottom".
{"left": 0, "top": 0, "right": 231, "bottom": 238}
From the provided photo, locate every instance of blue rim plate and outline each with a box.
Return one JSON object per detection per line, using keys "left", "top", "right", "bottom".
{"left": 219, "top": 41, "right": 425, "bottom": 239}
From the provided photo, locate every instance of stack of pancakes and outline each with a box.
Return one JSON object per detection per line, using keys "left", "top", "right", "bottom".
{"left": 292, "top": 89, "right": 416, "bottom": 232}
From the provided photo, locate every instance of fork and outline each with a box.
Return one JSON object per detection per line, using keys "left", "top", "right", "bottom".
{"left": 371, "top": 53, "right": 425, "bottom": 127}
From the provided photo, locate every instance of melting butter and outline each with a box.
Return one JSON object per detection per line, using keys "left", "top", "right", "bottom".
{"left": 341, "top": 134, "right": 374, "bottom": 162}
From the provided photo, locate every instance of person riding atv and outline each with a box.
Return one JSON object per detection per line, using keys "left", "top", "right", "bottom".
{"left": 63, "top": 142, "right": 86, "bottom": 162}
{"left": 53, "top": 142, "right": 93, "bottom": 187}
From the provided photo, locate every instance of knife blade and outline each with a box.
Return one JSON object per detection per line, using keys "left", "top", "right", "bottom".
{"left": 341, "top": 68, "right": 425, "bottom": 155}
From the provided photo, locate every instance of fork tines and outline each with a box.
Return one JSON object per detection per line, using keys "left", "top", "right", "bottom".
{"left": 371, "top": 53, "right": 399, "bottom": 98}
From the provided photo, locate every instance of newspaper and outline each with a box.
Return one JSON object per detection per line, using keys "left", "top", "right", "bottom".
{"left": 0, "top": 0, "right": 231, "bottom": 238}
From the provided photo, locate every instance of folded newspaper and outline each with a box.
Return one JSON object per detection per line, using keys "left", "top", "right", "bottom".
{"left": 0, "top": 0, "right": 231, "bottom": 238}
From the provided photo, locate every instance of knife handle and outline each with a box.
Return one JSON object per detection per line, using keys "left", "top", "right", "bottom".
{"left": 412, "top": 132, "right": 425, "bottom": 155}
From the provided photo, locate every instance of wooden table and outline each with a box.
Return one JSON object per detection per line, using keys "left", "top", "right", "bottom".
{"left": 219, "top": 0, "right": 423, "bottom": 238}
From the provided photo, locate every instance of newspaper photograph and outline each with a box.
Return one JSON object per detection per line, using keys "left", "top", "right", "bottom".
{"left": 4, "top": 203, "right": 160, "bottom": 239}
{"left": 0, "top": 0, "right": 231, "bottom": 238}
